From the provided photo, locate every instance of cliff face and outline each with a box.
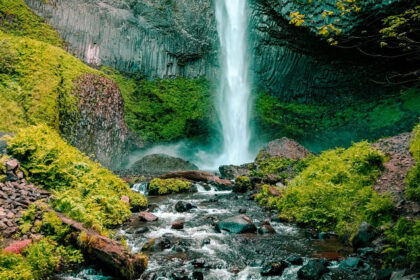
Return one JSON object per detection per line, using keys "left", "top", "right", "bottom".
{"left": 26, "top": 0, "right": 406, "bottom": 103}
{"left": 25, "top": 0, "right": 218, "bottom": 79}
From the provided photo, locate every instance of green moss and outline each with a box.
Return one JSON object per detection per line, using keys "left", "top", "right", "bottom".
{"left": 233, "top": 176, "right": 252, "bottom": 193}
{"left": 252, "top": 157, "right": 295, "bottom": 178}
{"left": 406, "top": 122, "right": 420, "bottom": 202}
{"left": 104, "top": 67, "right": 214, "bottom": 142}
{"left": 6, "top": 125, "right": 147, "bottom": 233}
{"left": 257, "top": 142, "right": 393, "bottom": 238}
{"left": 148, "top": 178, "right": 191, "bottom": 195}
{"left": 0, "top": 32, "right": 99, "bottom": 132}
{"left": 383, "top": 217, "right": 420, "bottom": 268}
{"left": 0, "top": 0, "right": 63, "bottom": 47}
{"left": 255, "top": 89, "right": 420, "bottom": 148}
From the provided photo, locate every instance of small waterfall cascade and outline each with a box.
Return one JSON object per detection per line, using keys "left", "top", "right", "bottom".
{"left": 215, "top": 0, "right": 252, "bottom": 166}
{"left": 131, "top": 182, "right": 148, "bottom": 195}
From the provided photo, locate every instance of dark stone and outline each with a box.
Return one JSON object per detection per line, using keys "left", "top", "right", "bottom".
{"left": 191, "top": 259, "right": 206, "bottom": 268}
{"left": 238, "top": 208, "right": 247, "bottom": 214}
{"left": 287, "top": 255, "right": 303, "bottom": 265}
{"left": 376, "top": 269, "right": 393, "bottom": 280}
{"left": 131, "top": 154, "right": 198, "bottom": 176}
{"left": 297, "top": 259, "right": 329, "bottom": 280}
{"left": 219, "top": 163, "right": 254, "bottom": 180}
{"left": 175, "top": 201, "right": 195, "bottom": 213}
{"left": 171, "top": 222, "right": 184, "bottom": 230}
{"left": 339, "top": 257, "right": 360, "bottom": 269}
{"left": 351, "top": 222, "right": 378, "bottom": 250}
{"left": 192, "top": 270, "right": 204, "bottom": 280}
{"left": 260, "top": 260, "right": 289, "bottom": 276}
{"left": 215, "top": 215, "right": 257, "bottom": 234}
{"left": 201, "top": 238, "right": 211, "bottom": 246}
{"left": 257, "top": 221, "right": 276, "bottom": 235}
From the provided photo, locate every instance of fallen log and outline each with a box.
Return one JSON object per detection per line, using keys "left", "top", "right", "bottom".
{"left": 54, "top": 212, "right": 147, "bottom": 280}
{"left": 159, "top": 170, "right": 232, "bottom": 187}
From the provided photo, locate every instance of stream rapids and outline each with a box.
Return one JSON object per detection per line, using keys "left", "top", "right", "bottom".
{"left": 55, "top": 183, "right": 382, "bottom": 280}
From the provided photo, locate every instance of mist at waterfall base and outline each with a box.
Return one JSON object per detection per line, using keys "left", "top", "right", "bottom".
{"left": 126, "top": 0, "right": 255, "bottom": 171}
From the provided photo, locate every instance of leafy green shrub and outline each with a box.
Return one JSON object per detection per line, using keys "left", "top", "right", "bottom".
{"left": 0, "top": 252, "right": 32, "bottom": 280}
{"left": 6, "top": 125, "right": 147, "bottom": 233}
{"left": 0, "top": 238, "right": 83, "bottom": 280}
{"left": 148, "top": 178, "right": 191, "bottom": 195}
{"left": 383, "top": 218, "right": 420, "bottom": 267}
{"left": 107, "top": 71, "right": 214, "bottom": 142}
{"left": 252, "top": 157, "right": 295, "bottom": 178}
{"left": 255, "top": 185, "right": 283, "bottom": 209}
{"left": 269, "top": 142, "right": 393, "bottom": 237}
{"left": 406, "top": 123, "right": 420, "bottom": 202}
{"left": 233, "top": 176, "right": 252, "bottom": 192}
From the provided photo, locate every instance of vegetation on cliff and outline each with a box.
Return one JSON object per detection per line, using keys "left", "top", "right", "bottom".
{"left": 256, "top": 89, "right": 420, "bottom": 147}
{"left": 256, "top": 142, "right": 393, "bottom": 238}
{"left": 6, "top": 125, "right": 147, "bottom": 234}
{"left": 105, "top": 67, "right": 214, "bottom": 143}
{"left": 406, "top": 123, "right": 420, "bottom": 202}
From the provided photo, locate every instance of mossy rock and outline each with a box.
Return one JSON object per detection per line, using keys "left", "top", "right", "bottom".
{"left": 148, "top": 178, "right": 191, "bottom": 195}
{"left": 233, "top": 176, "right": 252, "bottom": 193}
{"left": 406, "top": 123, "right": 420, "bottom": 202}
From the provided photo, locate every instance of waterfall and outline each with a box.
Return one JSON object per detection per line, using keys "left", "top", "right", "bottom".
{"left": 215, "top": 0, "right": 252, "bottom": 166}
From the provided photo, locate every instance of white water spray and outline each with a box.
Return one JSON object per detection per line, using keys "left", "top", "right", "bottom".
{"left": 215, "top": 0, "right": 252, "bottom": 165}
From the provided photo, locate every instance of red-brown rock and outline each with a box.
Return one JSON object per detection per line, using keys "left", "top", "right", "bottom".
{"left": 139, "top": 211, "right": 158, "bottom": 222}
{"left": 171, "top": 222, "right": 184, "bottom": 230}
{"left": 121, "top": 195, "right": 130, "bottom": 203}
{"left": 256, "top": 137, "right": 312, "bottom": 161}
{"left": 3, "top": 239, "right": 32, "bottom": 254}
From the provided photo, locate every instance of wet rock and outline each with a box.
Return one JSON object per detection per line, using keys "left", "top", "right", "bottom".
{"left": 260, "top": 260, "right": 289, "bottom": 276}
{"left": 287, "top": 255, "right": 303, "bottom": 265}
{"left": 3, "top": 239, "right": 32, "bottom": 254}
{"left": 141, "top": 237, "right": 172, "bottom": 252}
{"left": 131, "top": 154, "right": 198, "bottom": 176}
{"left": 318, "top": 232, "right": 337, "bottom": 240}
{"left": 175, "top": 201, "right": 195, "bottom": 213}
{"left": 219, "top": 163, "right": 254, "bottom": 180}
{"left": 376, "top": 269, "right": 393, "bottom": 280}
{"left": 138, "top": 211, "right": 158, "bottom": 222}
{"left": 171, "top": 271, "right": 190, "bottom": 280}
{"left": 257, "top": 221, "right": 276, "bottom": 235}
{"left": 192, "top": 270, "right": 204, "bottom": 280}
{"left": 191, "top": 259, "right": 206, "bottom": 268}
{"left": 148, "top": 204, "right": 159, "bottom": 212}
{"left": 215, "top": 215, "right": 257, "bottom": 234}
{"left": 339, "top": 257, "right": 360, "bottom": 269}
{"left": 201, "top": 238, "right": 211, "bottom": 246}
{"left": 297, "top": 259, "right": 329, "bottom": 280}
{"left": 351, "top": 222, "right": 378, "bottom": 250}
{"left": 171, "top": 222, "right": 184, "bottom": 230}
{"left": 256, "top": 137, "right": 312, "bottom": 161}
{"left": 238, "top": 208, "right": 247, "bottom": 214}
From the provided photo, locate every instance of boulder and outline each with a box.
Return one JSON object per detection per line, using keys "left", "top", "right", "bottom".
{"left": 219, "top": 163, "right": 255, "bottom": 179}
{"left": 256, "top": 137, "right": 312, "bottom": 161}
{"left": 175, "top": 201, "right": 195, "bottom": 213}
{"left": 339, "top": 257, "right": 360, "bottom": 269}
{"left": 351, "top": 222, "right": 378, "bottom": 250}
{"left": 260, "top": 260, "right": 289, "bottom": 276}
{"left": 297, "top": 259, "right": 329, "bottom": 280}
{"left": 121, "top": 195, "right": 130, "bottom": 203}
{"left": 6, "top": 159, "right": 19, "bottom": 171}
{"left": 215, "top": 215, "right": 257, "bottom": 234}
{"left": 138, "top": 211, "right": 158, "bottom": 222}
{"left": 131, "top": 154, "right": 198, "bottom": 175}
{"left": 160, "top": 170, "right": 232, "bottom": 187}
{"left": 287, "top": 255, "right": 303, "bottom": 265}
{"left": 257, "top": 221, "right": 276, "bottom": 235}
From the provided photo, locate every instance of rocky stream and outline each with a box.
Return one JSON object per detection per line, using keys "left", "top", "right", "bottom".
{"left": 56, "top": 182, "right": 385, "bottom": 280}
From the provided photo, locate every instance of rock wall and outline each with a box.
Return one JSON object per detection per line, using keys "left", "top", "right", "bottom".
{"left": 25, "top": 0, "right": 218, "bottom": 79}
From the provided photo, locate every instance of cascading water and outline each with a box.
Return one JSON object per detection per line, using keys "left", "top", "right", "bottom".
{"left": 215, "top": 0, "right": 253, "bottom": 166}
